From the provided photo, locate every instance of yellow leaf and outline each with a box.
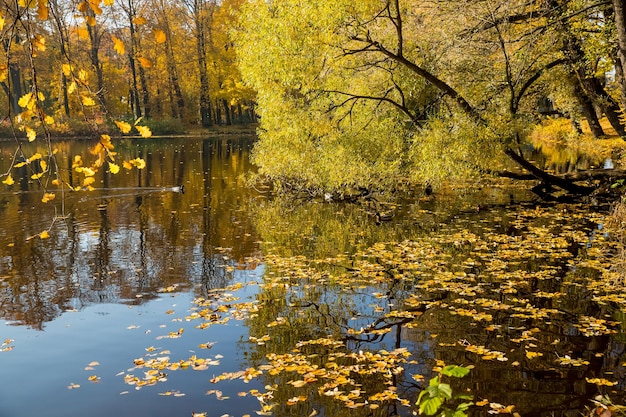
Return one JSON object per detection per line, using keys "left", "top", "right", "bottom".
{"left": 132, "top": 16, "right": 147, "bottom": 25}
{"left": 0, "top": 64, "right": 6, "bottom": 83}
{"left": 81, "top": 95, "right": 96, "bottom": 106}
{"left": 78, "top": 69, "right": 88, "bottom": 82}
{"left": 131, "top": 158, "right": 146, "bottom": 169}
{"left": 525, "top": 351, "right": 543, "bottom": 359}
{"left": 76, "top": 25, "right": 90, "bottom": 40}
{"left": 2, "top": 175, "right": 14, "bottom": 186}
{"left": 31, "top": 172, "right": 45, "bottom": 180}
{"left": 28, "top": 153, "right": 42, "bottom": 162}
{"left": 25, "top": 127, "right": 37, "bottom": 142}
{"left": 103, "top": 0, "right": 113, "bottom": 5}
{"left": 41, "top": 192, "right": 55, "bottom": 203}
{"left": 109, "top": 162, "right": 119, "bottom": 174}
{"left": 83, "top": 177, "right": 95, "bottom": 187}
{"left": 111, "top": 35, "right": 124, "bottom": 55}
{"left": 44, "top": 115, "right": 54, "bottom": 125}
{"left": 88, "top": 0, "right": 102, "bottom": 15}
{"left": 37, "top": 0, "right": 48, "bottom": 20}
{"left": 40, "top": 160, "right": 47, "bottom": 171}
{"left": 68, "top": 81, "right": 77, "bottom": 94}
{"left": 33, "top": 35, "right": 46, "bottom": 51}
{"left": 82, "top": 167, "right": 95, "bottom": 177}
{"left": 39, "top": 230, "right": 50, "bottom": 239}
{"left": 135, "top": 125, "right": 152, "bottom": 138}
{"left": 115, "top": 120, "right": 132, "bottom": 133}
{"left": 51, "top": 179, "right": 60, "bottom": 186}
{"left": 154, "top": 29, "right": 166, "bottom": 43}
{"left": 137, "top": 57, "right": 152, "bottom": 68}
{"left": 123, "top": 161, "right": 132, "bottom": 170}
{"left": 62, "top": 63, "right": 73, "bottom": 77}
{"left": 18, "top": 92, "right": 33, "bottom": 109}
{"left": 0, "top": 15, "right": 5, "bottom": 32}
{"left": 85, "top": 15, "right": 96, "bottom": 26}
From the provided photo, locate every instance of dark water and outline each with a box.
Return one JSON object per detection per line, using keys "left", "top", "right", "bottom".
{"left": 0, "top": 136, "right": 624, "bottom": 417}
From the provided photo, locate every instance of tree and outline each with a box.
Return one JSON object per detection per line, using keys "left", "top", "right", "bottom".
{"left": 185, "top": 0, "right": 214, "bottom": 127}
{"left": 235, "top": 0, "right": 625, "bottom": 197}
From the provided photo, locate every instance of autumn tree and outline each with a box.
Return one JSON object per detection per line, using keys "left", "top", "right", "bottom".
{"left": 235, "top": 0, "right": 625, "bottom": 197}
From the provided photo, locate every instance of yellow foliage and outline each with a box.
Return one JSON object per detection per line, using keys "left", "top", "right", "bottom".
{"left": 2, "top": 175, "right": 14, "bottom": 186}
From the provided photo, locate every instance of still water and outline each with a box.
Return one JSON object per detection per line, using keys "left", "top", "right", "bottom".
{"left": 0, "top": 136, "right": 625, "bottom": 417}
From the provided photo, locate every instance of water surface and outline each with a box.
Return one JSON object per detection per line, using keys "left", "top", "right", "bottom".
{"left": 1, "top": 136, "right": 625, "bottom": 417}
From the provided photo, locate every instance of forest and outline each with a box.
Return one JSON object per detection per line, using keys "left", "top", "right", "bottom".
{"left": 0, "top": 0, "right": 254, "bottom": 135}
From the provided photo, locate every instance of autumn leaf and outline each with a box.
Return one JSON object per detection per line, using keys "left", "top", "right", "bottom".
{"left": 81, "top": 95, "right": 96, "bottom": 106}
{"left": 41, "top": 192, "right": 55, "bottom": 203}
{"left": 32, "top": 35, "right": 46, "bottom": 51}
{"left": 39, "top": 230, "right": 50, "bottom": 239}
{"left": 37, "top": 0, "right": 48, "bottom": 20}
{"left": 135, "top": 125, "right": 152, "bottom": 138}
{"left": 18, "top": 92, "right": 34, "bottom": 109}
{"left": 25, "top": 127, "right": 36, "bottom": 142}
{"left": 108, "top": 162, "right": 120, "bottom": 174}
{"left": 115, "top": 120, "right": 132, "bottom": 133}
{"left": 111, "top": 35, "right": 124, "bottom": 55}
{"left": 154, "top": 29, "right": 166, "bottom": 43}
{"left": 137, "top": 57, "right": 152, "bottom": 68}
{"left": 132, "top": 16, "right": 147, "bottom": 25}
{"left": 2, "top": 175, "right": 14, "bottom": 186}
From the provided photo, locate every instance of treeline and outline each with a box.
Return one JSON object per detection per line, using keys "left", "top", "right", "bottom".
{"left": 1, "top": 0, "right": 255, "bottom": 131}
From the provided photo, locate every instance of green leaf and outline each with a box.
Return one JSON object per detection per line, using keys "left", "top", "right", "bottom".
{"left": 437, "top": 382, "right": 453, "bottom": 400}
{"left": 419, "top": 396, "right": 444, "bottom": 415}
{"left": 441, "top": 365, "right": 471, "bottom": 378}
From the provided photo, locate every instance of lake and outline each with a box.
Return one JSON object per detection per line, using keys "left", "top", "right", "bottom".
{"left": 1, "top": 135, "right": 625, "bottom": 417}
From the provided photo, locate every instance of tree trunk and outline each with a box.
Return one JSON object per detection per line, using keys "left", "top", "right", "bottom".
{"left": 573, "top": 78, "right": 605, "bottom": 137}
{"left": 613, "top": 0, "right": 626, "bottom": 113}
{"left": 158, "top": 0, "right": 185, "bottom": 119}
{"left": 581, "top": 76, "right": 626, "bottom": 136}
{"left": 49, "top": 0, "right": 71, "bottom": 116}
{"left": 222, "top": 99, "right": 231, "bottom": 125}
{"left": 195, "top": 0, "right": 213, "bottom": 127}
{"left": 127, "top": 1, "right": 142, "bottom": 119}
